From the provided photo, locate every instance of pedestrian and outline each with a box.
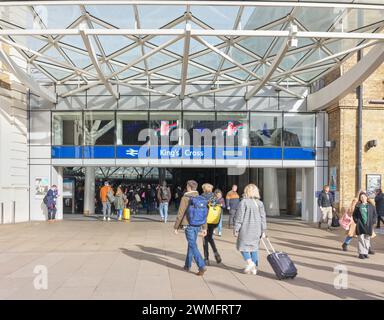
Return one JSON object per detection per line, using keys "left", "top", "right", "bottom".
{"left": 234, "top": 184, "right": 267, "bottom": 275}
{"left": 341, "top": 198, "right": 358, "bottom": 251}
{"left": 353, "top": 191, "right": 377, "bottom": 259}
{"left": 317, "top": 185, "right": 336, "bottom": 231}
{"left": 226, "top": 184, "right": 240, "bottom": 229}
{"left": 174, "top": 180, "right": 208, "bottom": 276}
{"left": 100, "top": 181, "right": 114, "bottom": 221}
{"left": 114, "top": 186, "right": 127, "bottom": 221}
{"left": 215, "top": 189, "right": 225, "bottom": 236}
{"left": 201, "top": 184, "right": 222, "bottom": 265}
{"left": 157, "top": 181, "right": 171, "bottom": 223}
{"left": 44, "top": 185, "right": 59, "bottom": 223}
{"left": 374, "top": 188, "right": 384, "bottom": 228}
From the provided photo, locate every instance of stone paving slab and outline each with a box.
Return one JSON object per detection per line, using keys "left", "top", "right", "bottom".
{"left": 0, "top": 216, "right": 383, "bottom": 300}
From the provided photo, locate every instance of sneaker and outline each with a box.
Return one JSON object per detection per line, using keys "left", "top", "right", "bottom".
{"left": 358, "top": 254, "right": 365, "bottom": 259}
{"left": 196, "top": 267, "right": 207, "bottom": 276}
{"left": 251, "top": 265, "right": 258, "bottom": 275}
{"left": 107, "top": 217, "right": 111, "bottom": 221}
{"left": 368, "top": 248, "right": 375, "bottom": 255}
{"left": 327, "top": 226, "right": 332, "bottom": 231}
{"left": 218, "top": 232, "right": 222, "bottom": 237}
{"left": 342, "top": 243, "right": 348, "bottom": 251}
{"left": 364, "top": 254, "right": 369, "bottom": 259}
{"left": 103, "top": 217, "right": 106, "bottom": 221}
{"left": 243, "top": 262, "right": 256, "bottom": 274}
{"left": 214, "top": 252, "right": 222, "bottom": 264}
{"left": 204, "top": 259, "right": 210, "bottom": 266}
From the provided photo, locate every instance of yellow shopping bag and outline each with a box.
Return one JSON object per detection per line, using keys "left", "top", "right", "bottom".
{"left": 123, "top": 208, "right": 131, "bottom": 220}
{"left": 206, "top": 205, "right": 222, "bottom": 224}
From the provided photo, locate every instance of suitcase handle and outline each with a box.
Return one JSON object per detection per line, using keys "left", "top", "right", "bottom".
{"left": 261, "top": 237, "right": 276, "bottom": 255}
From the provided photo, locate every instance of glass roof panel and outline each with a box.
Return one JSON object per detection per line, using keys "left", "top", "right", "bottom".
{"left": 0, "top": 6, "right": 34, "bottom": 29}
{"left": 301, "top": 48, "right": 331, "bottom": 66}
{"left": 242, "top": 6, "right": 292, "bottom": 30}
{"left": 60, "top": 35, "right": 86, "bottom": 51}
{"left": 61, "top": 48, "right": 92, "bottom": 69}
{"left": 190, "top": 6, "right": 238, "bottom": 29}
{"left": 187, "top": 64, "right": 210, "bottom": 79}
{"left": 85, "top": 5, "right": 135, "bottom": 29}
{"left": 36, "top": 5, "right": 82, "bottom": 29}
{"left": 295, "top": 7, "right": 342, "bottom": 31}
{"left": 342, "top": 9, "right": 384, "bottom": 32}
{"left": 37, "top": 64, "right": 74, "bottom": 80}
{"left": 97, "top": 35, "right": 135, "bottom": 56}
{"left": 143, "top": 50, "right": 176, "bottom": 70}
{"left": 11, "top": 35, "right": 49, "bottom": 53}
{"left": 157, "top": 63, "right": 182, "bottom": 79}
{"left": 137, "top": 5, "right": 186, "bottom": 29}
{"left": 192, "top": 52, "right": 222, "bottom": 70}
{"left": 225, "top": 70, "right": 250, "bottom": 81}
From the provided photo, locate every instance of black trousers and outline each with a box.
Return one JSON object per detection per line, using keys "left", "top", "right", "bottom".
{"left": 377, "top": 216, "right": 384, "bottom": 228}
{"left": 48, "top": 206, "right": 57, "bottom": 220}
{"left": 203, "top": 224, "right": 219, "bottom": 260}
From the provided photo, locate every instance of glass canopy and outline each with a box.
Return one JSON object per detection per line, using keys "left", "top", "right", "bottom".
{"left": 0, "top": 0, "right": 383, "bottom": 99}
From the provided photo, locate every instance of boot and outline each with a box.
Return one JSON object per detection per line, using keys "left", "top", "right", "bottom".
{"left": 342, "top": 243, "right": 348, "bottom": 251}
{"left": 214, "top": 252, "right": 222, "bottom": 264}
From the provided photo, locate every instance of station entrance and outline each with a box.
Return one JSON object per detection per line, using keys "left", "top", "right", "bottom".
{"left": 62, "top": 166, "right": 304, "bottom": 218}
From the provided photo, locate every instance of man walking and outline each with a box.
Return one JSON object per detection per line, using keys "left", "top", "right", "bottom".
{"left": 174, "top": 180, "right": 208, "bottom": 276}
{"left": 317, "top": 185, "right": 336, "bottom": 230}
{"left": 226, "top": 184, "right": 240, "bottom": 229}
{"left": 100, "top": 181, "right": 113, "bottom": 221}
{"left": 157, "top": 181, "right": 171, "bottom": 223}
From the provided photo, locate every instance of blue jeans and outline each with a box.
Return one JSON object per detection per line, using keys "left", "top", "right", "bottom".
{"left": 116, "top": 209, "right": 123, "bottom": 219}
{"left": 241, "top": 251, "right": 258, "bottom": 266}
{"left": 217, "top": 215, "right": 223, "bottom": 234}
{"left": 343, "top": 236, "right": 353, "bottom": 245}
{"left": 184, "top": 226, "right": 206, "bottom": 270}
{"left": 159, "top": 202, "right": 168, "bottom": 222}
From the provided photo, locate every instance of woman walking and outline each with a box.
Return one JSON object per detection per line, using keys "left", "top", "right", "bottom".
{"left": 353, "top": 192, "right": 377, "bottom": 259}
{"left": 234, "top": 184, "right": 267, "bottom": 275}
{"left": 201, "top": 184, "right": 221, "bottom": 265}
{"left": 114, "top": 186, "right": 127, "bottom": 221}
{"left": 215, "top": 189, "right": 225, "bottom": 237}
{"left": 341, "top": 198, "right": 358, "bottom": 251}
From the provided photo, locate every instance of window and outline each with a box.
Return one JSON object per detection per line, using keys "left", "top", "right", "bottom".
{"left": 283, "top": 113, "right": 315, "bottom": 147}
{"left": 52, "top": 112, "right": 83, "bottom": 145}
{"left": 117, "top": 112, "right": 149, "bottom": 145}
{"left": 149, "top": 112, "right": 181, "bottom": 146}
{"left": 250, "top": 112, "right": 282, "bottom": 147}
{"left": 84, "top": 112, "right": 115, "bottom": 145}
{"left": 183, "top": 112, "right": 216, "bottom": 146}
{"left": 216, "top": 112, "right": 248, "bottom": 147}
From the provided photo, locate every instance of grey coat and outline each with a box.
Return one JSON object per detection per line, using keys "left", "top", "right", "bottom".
{"left": 234, "top": 198, "right": 267, "bottom": 251}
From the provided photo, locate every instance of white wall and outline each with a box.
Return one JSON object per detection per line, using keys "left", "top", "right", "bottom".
{"left": 0, "top": 83, "right": 29, "bottom": 224}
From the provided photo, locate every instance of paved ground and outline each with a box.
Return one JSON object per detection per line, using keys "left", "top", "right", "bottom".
{"left": 0, "top": 215, "right": 383, "bottom": 300}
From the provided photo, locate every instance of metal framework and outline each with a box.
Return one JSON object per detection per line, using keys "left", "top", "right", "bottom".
{"left": 0, "top": 1, "right": 383, "bottom": 101}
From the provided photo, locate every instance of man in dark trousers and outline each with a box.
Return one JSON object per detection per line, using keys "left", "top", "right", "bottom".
{"left": 317, "top": 185, "right": 336, "bottom": 230}
{"left": 157, "top": 181, "right": 171, "bottom": 223}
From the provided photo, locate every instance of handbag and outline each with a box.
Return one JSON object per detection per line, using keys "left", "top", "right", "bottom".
{"left": 339, "top": 213, "right": 352, "bottom": 230}
{"left": 331, "top": 214, "right": 340, "bottom": 227}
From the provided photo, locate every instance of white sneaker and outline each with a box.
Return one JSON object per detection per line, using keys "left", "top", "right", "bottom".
{"left": 103, "top": 217, "right": 106, "bottom": 221}
{"left": 251, "top": 265, "right": 258, "bottom": 275}
{"left": 243, "top": 262, "right": 256, "bottom": 274}
{"left": 107, "top": 217, "right": 111, "bottom": 221}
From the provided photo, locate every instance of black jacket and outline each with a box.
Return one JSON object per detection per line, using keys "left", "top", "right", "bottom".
{"left": 374, "top": 192, "right": 384, "bottom": 216}
{"left": 317, "top": 191, "right": 334, "bottom": 208}
{"left": 353, "top": 203, "right": 377, "bottom": 236}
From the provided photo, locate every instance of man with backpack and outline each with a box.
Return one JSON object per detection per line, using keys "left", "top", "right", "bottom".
{"left": 100, "top": 181, "right": 114, "bottom": 221}
{"left": 44, "top": 185, "right": 59, "bottom": 223}
{"left": 157, "top": 181, "right": 171, "bottom": 223}
{"left": 174, "top": 180, "right": 208, "bottom": 276}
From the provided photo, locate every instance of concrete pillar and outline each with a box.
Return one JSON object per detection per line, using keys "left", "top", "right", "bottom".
{"left": 159, "top": 168, "right": 166, "bottom": 184}
{"left": 83, "top": 166, "right": 95, "bottom": 216}
{"left": 263, "top": 168, "right": 280, "bottom": 216}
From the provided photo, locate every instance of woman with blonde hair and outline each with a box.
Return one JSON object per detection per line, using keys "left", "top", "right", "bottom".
{"left": 341, "top": 198, "right": 358, "bottom": 251}
{"left": 234, "top": 184, "right": 267, "bottom": 275}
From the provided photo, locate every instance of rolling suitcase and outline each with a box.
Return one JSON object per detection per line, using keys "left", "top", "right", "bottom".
{"left": 123, "top": 208, "right": 131, "bottom": 221}
{"left": 261, "top": 237, "right": 297, "bottom": 280}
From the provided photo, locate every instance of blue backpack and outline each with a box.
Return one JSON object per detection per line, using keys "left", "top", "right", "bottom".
{"left": 187, "top": 195, "right": 209, "bottom": 226}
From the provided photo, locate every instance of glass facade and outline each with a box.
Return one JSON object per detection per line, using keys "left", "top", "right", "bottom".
{"left": 52, "top": 111, "right": 316, "bottom": 150}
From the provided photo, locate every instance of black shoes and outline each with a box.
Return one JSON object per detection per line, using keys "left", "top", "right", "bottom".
{"left": 214, "top": 252, "right": 222, "bottom": 264}
{"left": 364, "top": 254, "right": 369, "bottom": 259}
{"left": 204, "top": 259, "right": 210, "bottom": 266}
{"left": 368, "top": 248, "right": 375, "bottom": 255}
{"left": 358, "top": 254, "right": 365, "bottom": 259}
{"left": 183, "top": 266, "right": 190, "bottom": 272}
{"left": 318, "top": 222, "right": 321, "bottom": 229}
{"left": 342, "top": 243, "right": 348, "bottom": 251}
